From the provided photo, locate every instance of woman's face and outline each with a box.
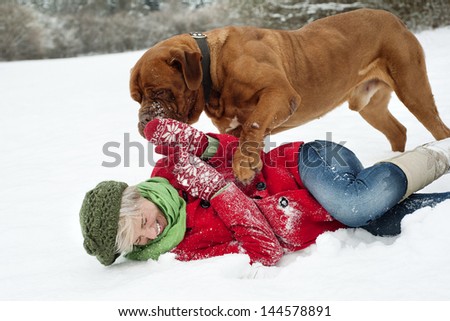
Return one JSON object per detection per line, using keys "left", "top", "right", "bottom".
{"left": 133, "top": 198, "right": 168, "bottom": 246}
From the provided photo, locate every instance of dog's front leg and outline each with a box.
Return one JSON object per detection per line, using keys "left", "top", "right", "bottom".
{"left": 233, "top": 90, "right": 301, "bottom": 183}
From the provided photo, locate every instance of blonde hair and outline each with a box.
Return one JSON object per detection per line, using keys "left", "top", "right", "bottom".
{"left": 115, "top": 186, "right": 145, "bottom": 254}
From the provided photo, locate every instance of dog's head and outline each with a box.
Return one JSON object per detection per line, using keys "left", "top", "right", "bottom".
{"left": 130, "top": 36, "right": 205, "bottom": 137}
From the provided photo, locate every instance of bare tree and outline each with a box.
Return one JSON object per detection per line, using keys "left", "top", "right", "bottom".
{"left": 0, "top": 3, "right": 43, "bottom": 60}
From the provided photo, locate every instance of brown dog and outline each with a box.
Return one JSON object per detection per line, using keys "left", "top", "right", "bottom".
{"left": 130, "top": 9, "right": 450, "bottom": 183}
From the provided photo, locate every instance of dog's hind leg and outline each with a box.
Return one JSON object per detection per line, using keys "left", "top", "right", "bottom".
{"left": 386, "top": 36, "right": 450, "bottom": 141}
{"left": 355, "top": 83, "right": 407, "bottom": 152}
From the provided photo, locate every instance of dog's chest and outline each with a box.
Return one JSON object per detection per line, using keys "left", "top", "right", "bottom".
{"left": 225, "top": 116, "right": 241, "bottom": 133}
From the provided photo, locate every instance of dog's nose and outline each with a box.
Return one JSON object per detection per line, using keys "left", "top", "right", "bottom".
{"left": 139, "top": 113, "right": 152, "bottom": 127}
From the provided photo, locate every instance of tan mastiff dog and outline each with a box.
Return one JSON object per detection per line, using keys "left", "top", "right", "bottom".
{"left": 130, "top": 9, "right": 450, "bottom": 183}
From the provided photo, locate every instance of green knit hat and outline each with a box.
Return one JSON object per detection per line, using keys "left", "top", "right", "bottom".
{"left": 79, "top": 180, "right": 128, "bottom": 266}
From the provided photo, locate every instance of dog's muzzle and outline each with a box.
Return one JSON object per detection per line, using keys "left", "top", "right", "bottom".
{"left": 138, "top": 101, "right": 170, "bottom": 137}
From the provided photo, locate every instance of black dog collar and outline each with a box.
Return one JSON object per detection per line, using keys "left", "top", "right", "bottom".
{"left": 190, "top": 32, "right": 212, "bottom": 105}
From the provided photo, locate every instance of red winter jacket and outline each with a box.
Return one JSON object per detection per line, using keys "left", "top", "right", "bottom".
{"left": 151, "top": 133, "right": 345, "bottom": 266}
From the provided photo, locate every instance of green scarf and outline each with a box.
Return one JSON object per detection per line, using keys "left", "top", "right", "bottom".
{"left": 125, "top": 177, "right": 186, "bottom": 261}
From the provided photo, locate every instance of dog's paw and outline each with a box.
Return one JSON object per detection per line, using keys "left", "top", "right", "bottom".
{"left": 234, "top": 165, "right": 257, "bottom": 184}
{"left": 232, "top": 149, "right": 263, "bottom": 184}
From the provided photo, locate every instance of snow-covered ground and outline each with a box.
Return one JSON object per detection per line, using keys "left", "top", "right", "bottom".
{"left": 1, "top": 26, "right": 450, "bottom": 311}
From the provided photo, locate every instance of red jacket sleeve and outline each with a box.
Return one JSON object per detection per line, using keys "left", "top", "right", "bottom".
{"left": 210, "top": 183, "right": 284, "bottom": 266}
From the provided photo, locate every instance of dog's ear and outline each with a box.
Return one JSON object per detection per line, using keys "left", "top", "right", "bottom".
{"left": 129, "top": 67, "right": 142, "bottom": 102}
{"left": 168, "top": 48, "right": 202, "bottom": 91}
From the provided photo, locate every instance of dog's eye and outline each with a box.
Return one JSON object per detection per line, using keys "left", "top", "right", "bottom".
{"left": 152, "top": 89, "right": 175, "bottom": 102}
{"left": 155, "top": 90, "right": 165, "bottom": 97}
{"left": 168, "top": 91, "right": 175, "bottom": 102}
{"left": 152, "top": 90, "right": 166, "bottom": 99}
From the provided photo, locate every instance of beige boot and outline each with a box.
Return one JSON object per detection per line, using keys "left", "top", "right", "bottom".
{"left": 384, "top": 137, "right": 450, "bottom": 199}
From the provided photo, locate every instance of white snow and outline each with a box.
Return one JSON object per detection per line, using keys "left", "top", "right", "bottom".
{"left": 1, "top": 27, "right": 450, "bottom": 308}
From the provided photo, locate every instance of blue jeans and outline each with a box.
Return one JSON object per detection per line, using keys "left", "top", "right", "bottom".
{"left": 299, "top": 140, "right": 450, "bottom": 235}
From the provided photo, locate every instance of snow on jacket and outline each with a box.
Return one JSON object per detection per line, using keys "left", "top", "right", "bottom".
{"left": 151, "top": 133, "right": 345, "bottom": 266}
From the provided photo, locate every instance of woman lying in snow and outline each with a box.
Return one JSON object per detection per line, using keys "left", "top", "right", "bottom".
{"left": 80, "top": 119, "right": 450, "bottom": 266}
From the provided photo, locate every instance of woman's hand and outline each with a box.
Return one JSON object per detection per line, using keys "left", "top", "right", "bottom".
{"left": 173, "top": 150, "right": 227, "bottom": 201}
{"left": 144, "top": 118, "right": 210, "bottom": 157}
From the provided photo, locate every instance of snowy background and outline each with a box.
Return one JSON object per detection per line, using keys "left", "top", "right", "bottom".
{"left": 1, "top": 27, "right": 450, "bottom": 302}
